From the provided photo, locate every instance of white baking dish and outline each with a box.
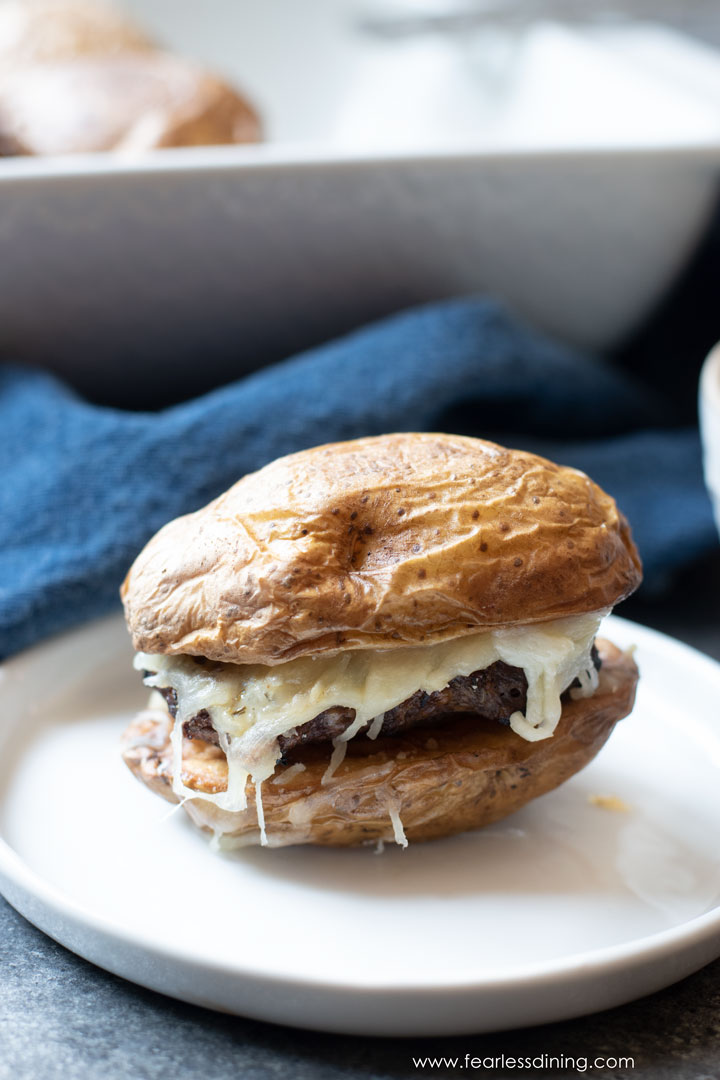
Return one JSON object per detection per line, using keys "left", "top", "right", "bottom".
{"left": 1, "top": 3, "right": 720, "bottom": 400}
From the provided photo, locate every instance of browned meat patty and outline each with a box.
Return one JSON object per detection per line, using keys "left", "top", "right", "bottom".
{"left": 149, "top": 646, "right": 599, "bottom": 759}
{"left": 164, "top": 660, "right": 526, "bottom": 754}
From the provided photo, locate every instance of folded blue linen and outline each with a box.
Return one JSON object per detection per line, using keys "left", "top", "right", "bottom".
{"left": 0, "top": 297, "right": 715, "bottom": 659}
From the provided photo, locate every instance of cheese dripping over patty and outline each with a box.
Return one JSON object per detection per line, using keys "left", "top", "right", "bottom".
{"left": 135, "top": 609, "right": 606, "bottom": 819}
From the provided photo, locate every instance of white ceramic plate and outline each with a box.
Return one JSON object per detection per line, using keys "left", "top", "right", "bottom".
{"left": 3, "top": 5, "right": 720, "bottom": 398}
{"left": 0, "top": 613, "right": 719, "bottom": 1036}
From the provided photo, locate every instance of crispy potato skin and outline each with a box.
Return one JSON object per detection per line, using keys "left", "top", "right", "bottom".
{"left": 122, "top": 638, "right": 638, "bottom": 848}
{"left": 121, "top": 433, "right": 642, "bottom": 667}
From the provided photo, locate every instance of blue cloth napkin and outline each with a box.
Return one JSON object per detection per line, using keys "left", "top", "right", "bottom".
{"left": 1, "top": 297, "right": 716, "bottom": 660}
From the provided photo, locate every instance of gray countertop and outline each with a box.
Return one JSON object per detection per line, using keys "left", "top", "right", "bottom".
{"left": 2, "top": 556, "right": 719, "bottom": 1080}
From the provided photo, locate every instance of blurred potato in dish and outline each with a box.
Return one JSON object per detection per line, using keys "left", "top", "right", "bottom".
{"left": 0, "top": 52, "right": 261, "bottom": 154}
{"left": 0, "top": 0, "right": 261, "bottom": 155}
{"left": 0, "top": 0, "right": 153, "bottom": 65}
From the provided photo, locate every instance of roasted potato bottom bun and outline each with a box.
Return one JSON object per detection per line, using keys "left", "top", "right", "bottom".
{"left": 122, "top": 638, "right": 638, "bottom": 848}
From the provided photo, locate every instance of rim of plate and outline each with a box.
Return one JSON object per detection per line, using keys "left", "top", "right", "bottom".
{"left": 0, "top": 613, "right": 719, "bottom": 995}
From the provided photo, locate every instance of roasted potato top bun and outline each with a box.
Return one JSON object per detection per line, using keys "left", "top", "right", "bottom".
{"left": 122, "top": 433, "right": 642, "bottom": 666}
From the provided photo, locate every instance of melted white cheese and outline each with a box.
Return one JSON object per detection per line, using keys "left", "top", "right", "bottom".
{"left": 388, "top": 804, "right": 409, "bottom": 849}
{"left": 136, "top": 609, "right": 606, "bottom": 817}
{"left": 270, "top": 762, "right": 306, "bottom": 785}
